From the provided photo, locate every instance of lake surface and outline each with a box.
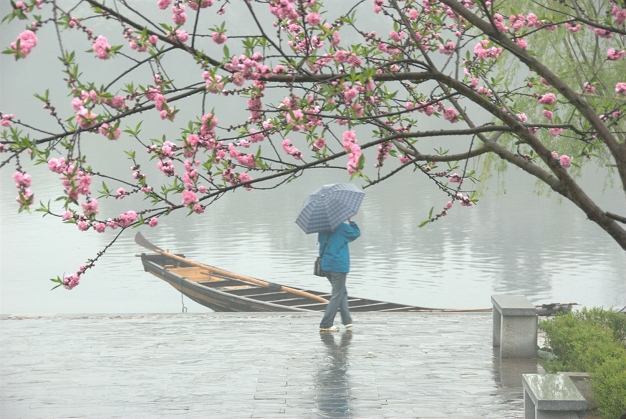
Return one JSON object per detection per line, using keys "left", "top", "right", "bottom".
{"left": 1, "top": 161, "right": 624, "bottom": 314}
{"left": 1, "top": 2, "right": 624, "bottom": 314}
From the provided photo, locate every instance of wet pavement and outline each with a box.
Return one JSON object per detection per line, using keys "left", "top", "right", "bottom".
{"left": 0, "top": 312, "right": 540, "bottom": 418}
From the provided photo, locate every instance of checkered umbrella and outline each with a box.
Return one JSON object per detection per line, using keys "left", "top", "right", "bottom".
{"left": 295, "top": 183, "right": 365, "bottom": 234}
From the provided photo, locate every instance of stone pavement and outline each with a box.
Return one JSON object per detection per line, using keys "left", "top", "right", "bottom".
{"left": 0, "top": 312, "right": 540, "bottom": 418}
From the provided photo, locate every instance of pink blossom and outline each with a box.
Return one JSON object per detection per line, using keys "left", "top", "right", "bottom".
{"left": 172, "top": 4, "right": 186, "bottom": 25}
{"left": 559, "top": 155, "right": 571, "bottom": 169}
{"left": 583, "top": 82, "right": 595, "bottom": 93}
{"left": 343, "top": 130, "right": 361, "bottom": 174}
{"left": 182, "top": 189, "right": 198, "bottom": 206}
{"left": 211, "top": 32, "right": 228, "bottom": 44}
{"left": 389, "top": 31, "right": 404, "bottom": 42}
{"left": 473, "top": 41, "right": 502, "bottom": 60}
{"left": 1, "top": 114, "right": 13, "bottom": 127}
{"left": 344, "top": 88, "right": 359, "bottom": 103}
{"left": 118, "top": 211, "right": 138, "bottom": 227}
{"left": 76, "top": 108, "right": 98, "bottom": 129}
{"left": 549, "top": 128, "right": 563, "bottom": 137}
{"left": 538, "top": 93, "right": 557, "bottom": 105}
{"left": 448, "top": 173, "right": 463, "bottom": 183}
{"left": 613, "top": 7, "right": 626, "bottom": 24}
{"left": 10, "top": 30, "right": 38, "bottom": 59}
{"left": 443, "top": 107, "right": 459, "bottom": 123}
{"left": 188, "top": 0, "right": 213, "bottom": 10}
{"left": 106, "top": 95, "right": 126, "bottom": 109}
{"left": 398, "top": 154, "right": 412, "bottom": 164}
{"left": 445, "top": 201, "right": 453, "bottom": 209}
{"left": 116, "top": 188, "right": 126, "bottom": 198}
{"left": 77, "top": 221, "right": 90, "bottom": 231}
{"left": 607, "top": 48, "right": 626, "bottom": 61}
{"left": 306, "top": 12, "right": 321, "bottom": 26}
{"left": 92, "top": 36, "right": 112, "bottom": 59}
{"left": 615, "top": 82, "right": 626, "bottom": 95}
{"left": 193, "top": 205, "right": 204, "bottom": 214}
{"left": 71, "top": 97, "right": 84, "bottom": 111}
{"left": 312, "top": 138, "right": 326, "bottom": 151}
{"left": 516, "top": 38, "right": 528, "bottom": 49}
{"left": 81, "top": 199, "right": 99, "bottom": 216}
{"left": 12, "top": 171, "right": 31, "bottom": 188}
{"left": 591, "top": 27, "right": 613, "bottom": 39}
{"left": 157, "top": 0, "right": 172, "bottom": 9}
{"left": 63, "top": 273, "right": 81, "bottom": 290}
{"left": 62, "top": 211, "right": 74, "bottom": 221}
{"left": 171, "top": 30, "right": 189, "bottom": 42}
{"left": 48, "top": 158, "right": 66, "bottom": 173}
{"left": 148, "top": 217, "right": 159, "bottom": 227}
{"left": 99, "top": 123, "right": 121, "bottom": 140}
{"left": 565, "top": 22, "right": 581, "bottom": 32}
{"left": 438, "top": 42, "right": 456, "bottom": 55}
{"left": 282, "top": 139, "right": 302, "bottom": 160}
{"left": 551, "top": 151, "right": 559, "bottom": 159}
{"left": 94, "top": 223, "right": 106, "bottom": 233}
{"left": 542, "top": 110, "right": 553, "bottom": 120}
{"left": 408, "top": 9, "right": 419, "bottom": 19}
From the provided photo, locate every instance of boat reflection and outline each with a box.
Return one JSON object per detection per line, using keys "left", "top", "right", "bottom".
{"left": 315, "top": 330, "right": 353, "bottom": 417}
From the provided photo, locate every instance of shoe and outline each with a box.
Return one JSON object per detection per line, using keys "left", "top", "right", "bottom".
{"left": 345, "top": 324, "right": 353, "bottom": 329}
{"left": 319, "top": 326, "right": 339, "bottom": 332}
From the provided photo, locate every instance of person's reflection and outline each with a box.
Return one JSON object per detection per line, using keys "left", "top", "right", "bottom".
{"left": 315, "top": 330, "right": 353, "bottom": 417}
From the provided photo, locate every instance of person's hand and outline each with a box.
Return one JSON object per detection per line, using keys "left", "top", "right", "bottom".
{"left": 348, "top": 217, "right": 352, "bottom": 222}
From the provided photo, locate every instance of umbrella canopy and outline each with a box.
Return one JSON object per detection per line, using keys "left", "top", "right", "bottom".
{"left": 295, "top": 183, "right": 365, "bottom": 234}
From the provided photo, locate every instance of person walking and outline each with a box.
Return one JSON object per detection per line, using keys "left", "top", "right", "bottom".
{"left": 318, "top": 217, "right": 361, "bottom": 332}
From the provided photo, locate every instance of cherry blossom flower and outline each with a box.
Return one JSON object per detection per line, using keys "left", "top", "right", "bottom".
{"left": 118, "top": 210, "right": 138, "bottom": 227}
{"left": 538, "top": 93, "right": 557, "bottom": 105}
{"left": 559, "top": 155, "right": 571, "bottom": 169}
{"left": 1, "top": 114, "right": 14, "bottom": 127}
{"left": 439, "top": 42, "right": 455, "bottom": 55}
{"left": 188, "top": 0, "right": 213, "bottom": 10}
{"left": 549, "top": 128, "right": 563, "bottom": 137}
{"left": 306, "top": 12, "right": 321, "bottom": 26}
{"left": 607, "top": 48, "right": 625, "bottom": 61}
{"left": 583, "top": 82, "right": 595, "bottom": 93}
{"left": 343, "top": 130, "right": 361, "bottom": 174}
{"left": 172, "top": 4, "right": 186, "bottom": 25}
{"left": 92, "top": 36, "right": 112, "bottom": 59}
{"left": 10, "top": 30, "right": 38, "bottom": 59}
{"left": 616, "top": 82, "right": 626, "bottom": 95}
{"left": 565, "top": 22, "right": 581, "bottom": 32}
{"left": 81, "top": 199, "right": 99, "bottom": 216}
{"left": 443, "top": 107, "right": 459, "bottom": 123}
{"left": 282, "top": 139, "right": 302, "bottom": 159}
{"left": 212, "top": 32, "right": 227, "bottom": 44}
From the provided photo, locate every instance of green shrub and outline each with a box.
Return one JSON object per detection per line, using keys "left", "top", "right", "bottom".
{"left": 591, "top": 357, "right": 626, "bottom": 419}
{"left": 539, "top": 308, "right": 626, "bottom": 419}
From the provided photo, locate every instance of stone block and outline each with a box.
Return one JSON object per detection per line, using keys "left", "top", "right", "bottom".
{"left": 523, "top": 374, "right": 586, "bottom": 419}
{"left": 492, "top": 295, "right": 538, "bottom": 358}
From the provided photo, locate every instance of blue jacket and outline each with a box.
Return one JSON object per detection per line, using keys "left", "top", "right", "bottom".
{"left": 318, "top": 221, "right": 360, "bottom": 273}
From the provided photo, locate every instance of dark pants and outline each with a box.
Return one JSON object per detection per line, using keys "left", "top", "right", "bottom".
{"left": 319, "top": 272, "right": 352, "bottom": 328}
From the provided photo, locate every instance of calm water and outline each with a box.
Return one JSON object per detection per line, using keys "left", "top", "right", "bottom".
{"left": 1, "top": 2, "right": 624, "bottom": 314}
{"left": 1, "top": 162, "right": 624, "bottom": 314}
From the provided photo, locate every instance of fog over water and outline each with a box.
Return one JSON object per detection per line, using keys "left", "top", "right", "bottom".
{"left": 1, "top": 2, "right": 624, "bottom": 314}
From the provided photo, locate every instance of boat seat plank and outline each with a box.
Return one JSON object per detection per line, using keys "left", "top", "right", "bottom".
{"left": 167, "top": 267, "right": 233, "bottom": 283}
{"left": 199, "top": 280, "right": 251, "bottom": 288}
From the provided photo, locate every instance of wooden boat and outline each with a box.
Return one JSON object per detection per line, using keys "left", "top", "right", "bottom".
{"left": 136, "top": 233, "right": 576, "bottom": 314}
